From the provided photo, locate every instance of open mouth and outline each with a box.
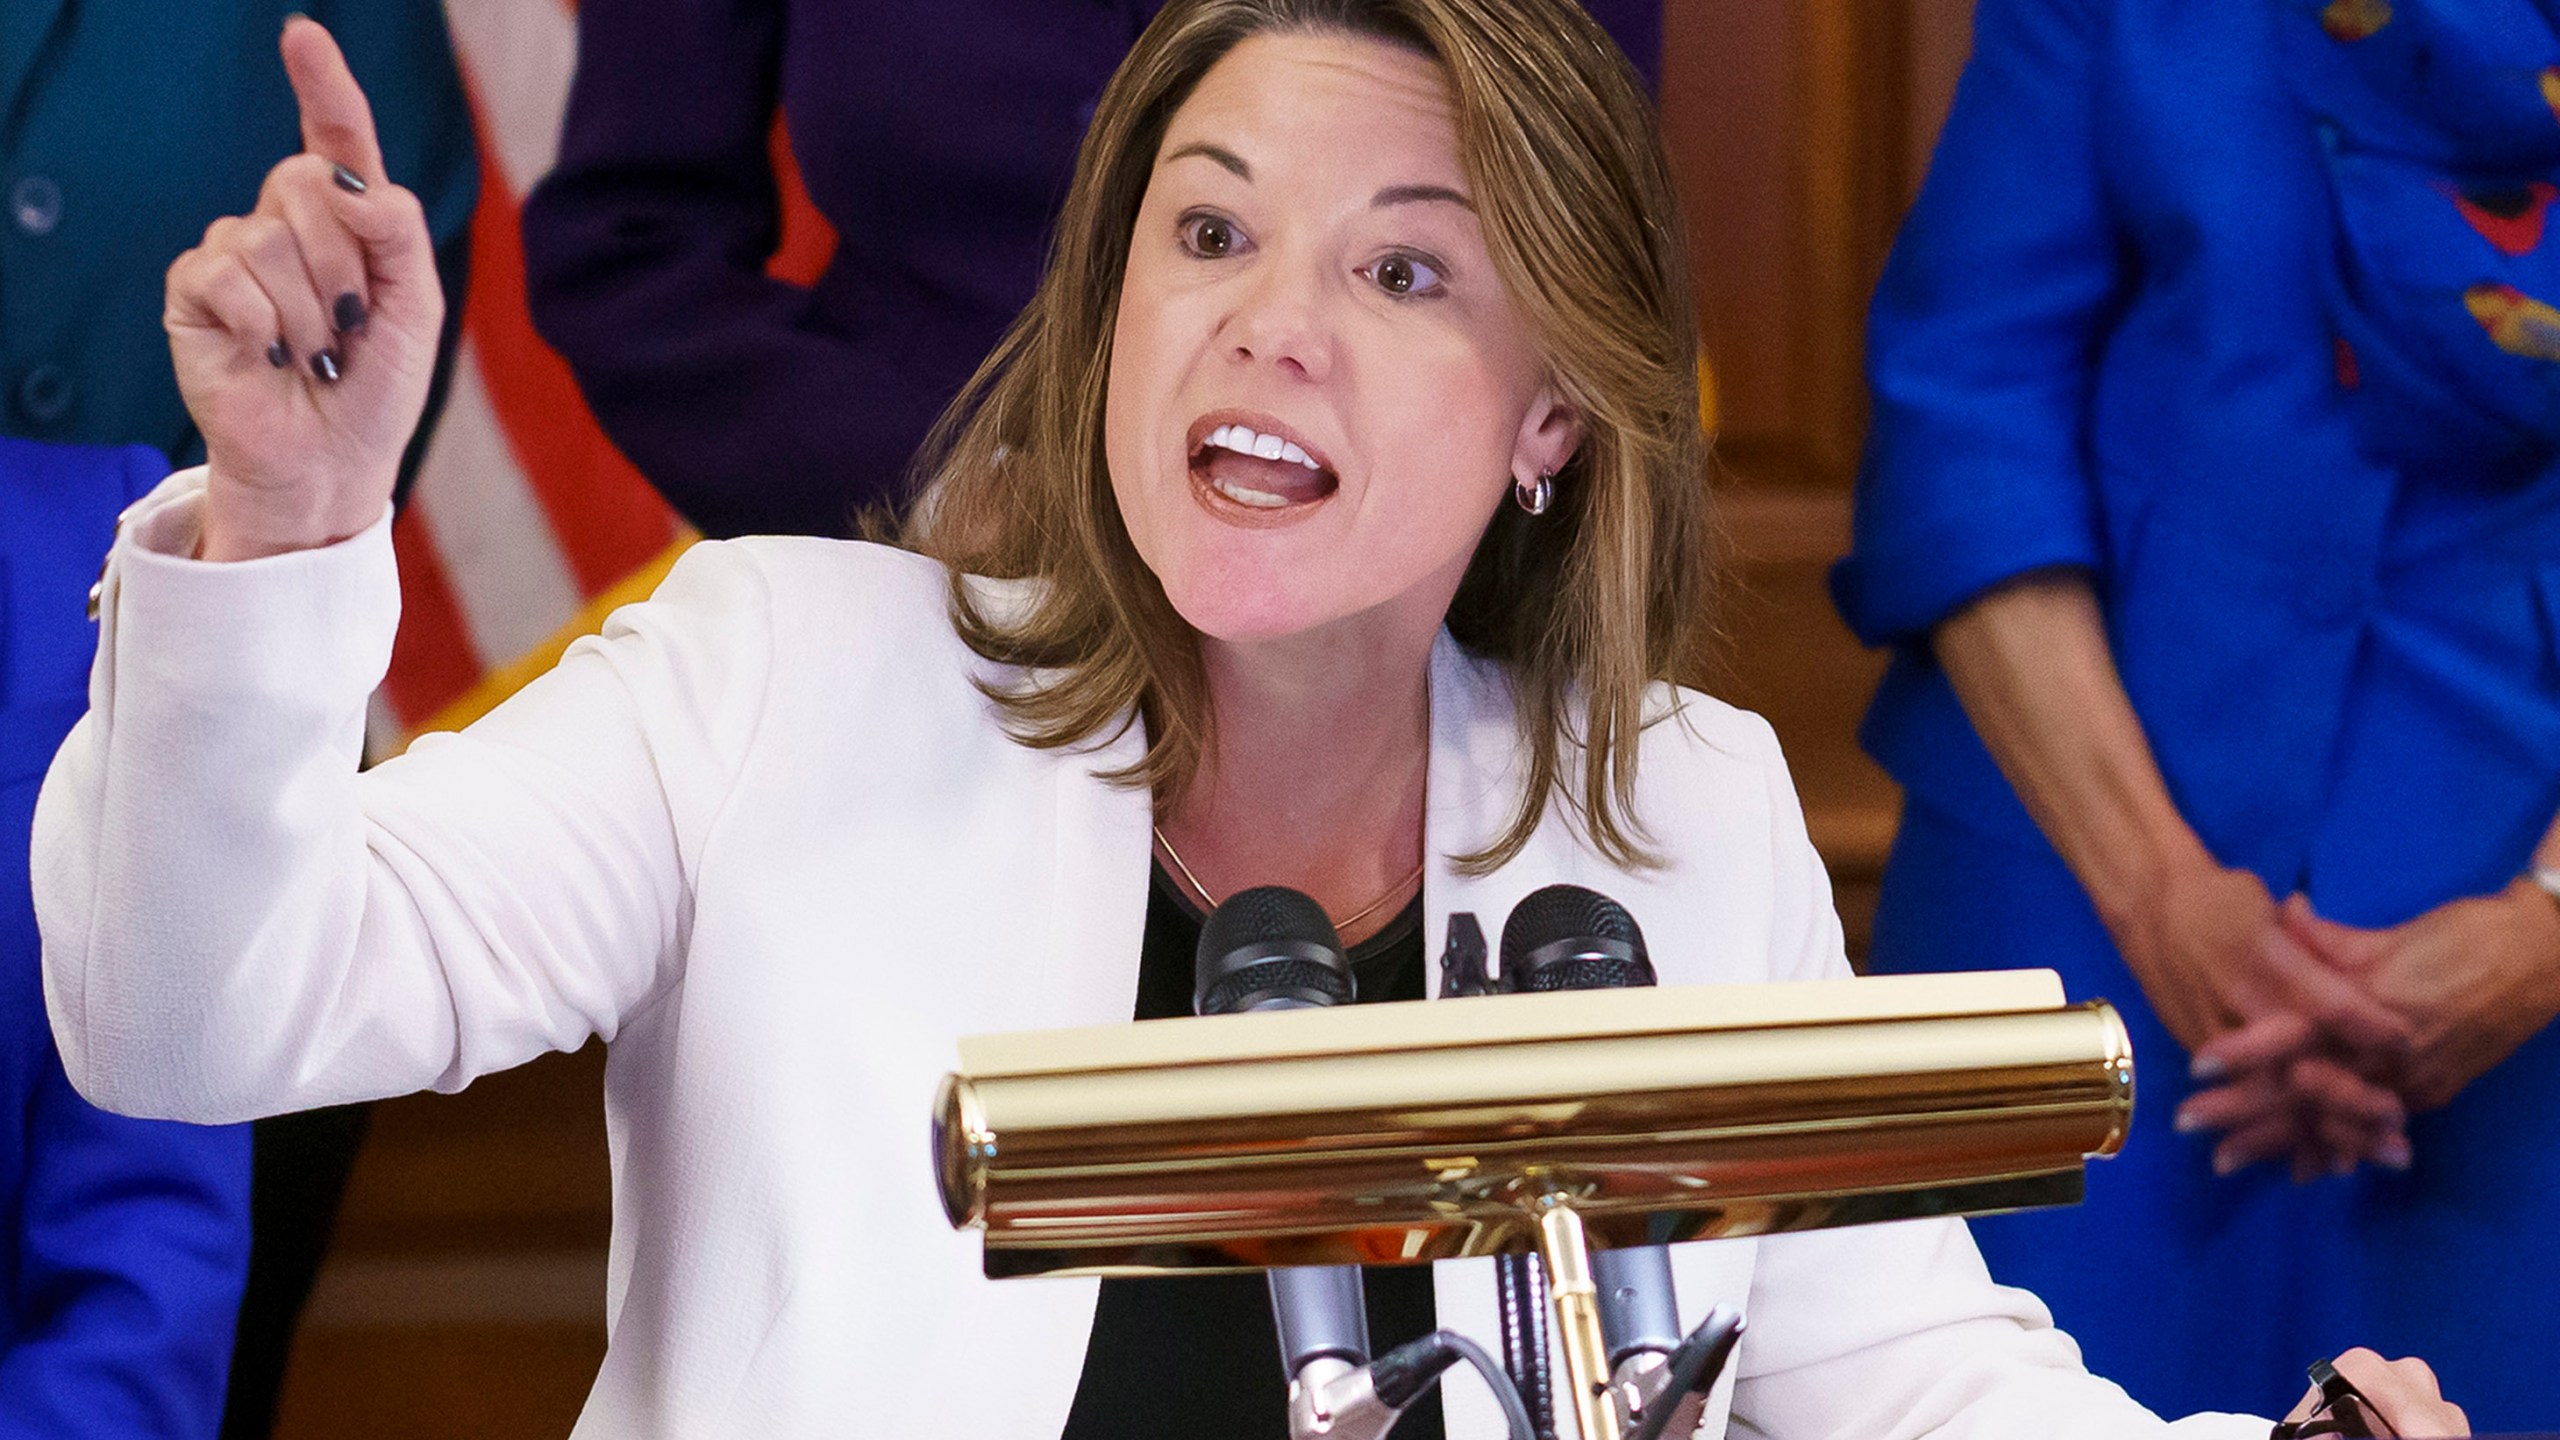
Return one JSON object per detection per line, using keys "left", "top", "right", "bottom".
{"left": 1186, "top": 415, "right": 1341, "bottom": 515}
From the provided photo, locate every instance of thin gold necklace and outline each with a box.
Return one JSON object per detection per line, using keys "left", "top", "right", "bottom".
{"left": 1152, "top": 825, "right": 1425, "bottom": 934}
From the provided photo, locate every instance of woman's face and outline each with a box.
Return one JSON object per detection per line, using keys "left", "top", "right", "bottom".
{"left": 1104, "top": 29, "right": 1580, "bottom": 647}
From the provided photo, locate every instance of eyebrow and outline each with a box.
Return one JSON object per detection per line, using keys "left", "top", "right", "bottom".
{"left": 1371, "top": 183, "right": 1474, "bottom": 212}
{"left": 1163, "top": 142, "right": 1251, "bottom": 179}
{"left": 1161, "top": 142, "right": 1476, "bottom": 213}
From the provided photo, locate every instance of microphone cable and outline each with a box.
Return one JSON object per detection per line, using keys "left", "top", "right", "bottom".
{"left": 1367, "top": 1329, "right": 1538, "bottom": 1440}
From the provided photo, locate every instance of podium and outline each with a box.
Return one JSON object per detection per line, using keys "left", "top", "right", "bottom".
{"left": 936, "top": 970, "right": 2137, "bottom": 1439}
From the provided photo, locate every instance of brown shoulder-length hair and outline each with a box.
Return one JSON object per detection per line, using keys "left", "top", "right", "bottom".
{"left": 901, "top": 0, "right": 1711, "bottom": 873}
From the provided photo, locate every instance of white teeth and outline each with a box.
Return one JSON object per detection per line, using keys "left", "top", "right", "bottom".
{"left": 1211, "top": 477, "right": 1293, "bottom": 508}
{"left": 1201, "top": 423, "right": 1325, "bottom": 470}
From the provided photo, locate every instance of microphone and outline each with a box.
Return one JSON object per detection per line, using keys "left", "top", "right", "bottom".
{"left": 1500, "top": 884, "right": 1738, "bottom": 1439}
{"left": 1192, "top": 888, "right": 1379, "bottom": 1431}
{"left": 1500, "top": 884, "right": 1655, "bottom": 995}
{"left": 1195, "top": 888, "right": 1538, "bottom": 1440}
{"left": 1197, "top": 885, "right": 1358, "bottom": 1018}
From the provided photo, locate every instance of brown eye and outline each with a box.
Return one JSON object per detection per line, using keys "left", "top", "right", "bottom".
{"left": 1184, "top": 215, "right": 1238, "bottom": 258}
{"left": 1368, "top": 253, "right": 1445, "bottom": 297}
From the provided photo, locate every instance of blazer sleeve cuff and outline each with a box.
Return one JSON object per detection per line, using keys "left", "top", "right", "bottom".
{"left": 1830, "top": 523, "right": 2101, "bottom": 650}
{"left": 99, "top": 467, "right": 400, "bottom": 705}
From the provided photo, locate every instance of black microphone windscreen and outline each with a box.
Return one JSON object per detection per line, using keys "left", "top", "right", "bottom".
{"left": 1499, "top": 882, "right": 1655, "bottom": 993}
{"left": 1498, "top": 884, "right": 1684, "bottom": 1369}
{"left": 1194, "top": 885, "right": 1355, "bottom": 1016}
{"left": 1194, "top": 888, "right": 1376, "bottom": 1379}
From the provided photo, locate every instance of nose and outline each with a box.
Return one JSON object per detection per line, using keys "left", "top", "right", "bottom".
{"left": 1223, "top": 251, "right": 1335, "bottom": 384}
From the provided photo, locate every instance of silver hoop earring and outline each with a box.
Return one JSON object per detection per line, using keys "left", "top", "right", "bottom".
{"left": 1514, "top": 470, "right": 1554, "bottom": 516}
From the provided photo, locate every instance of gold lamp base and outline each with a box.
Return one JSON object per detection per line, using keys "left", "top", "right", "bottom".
{"left": 1536, "top": 1196, "right": 1622, "bottom": 1440}
{"left": 936, "top": 972, "right": 2133, "bottom": 1278}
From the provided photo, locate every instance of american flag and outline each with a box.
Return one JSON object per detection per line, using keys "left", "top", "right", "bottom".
{"left": 377, "top": 0, "right": 836, "bottom": 744}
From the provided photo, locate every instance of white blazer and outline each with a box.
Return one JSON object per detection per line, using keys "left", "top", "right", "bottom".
{"left": 34, "top": 471, "right": 2260, "bottom": 1439}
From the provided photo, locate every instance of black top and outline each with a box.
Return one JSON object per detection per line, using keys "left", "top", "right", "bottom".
{"left": 1059, "top": 866, "right": 1444, "bottom": 1439}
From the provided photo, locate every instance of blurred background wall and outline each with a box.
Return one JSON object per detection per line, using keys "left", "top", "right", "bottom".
{"left": 1678, "top": 0, "right": 1970, "bottom": 953}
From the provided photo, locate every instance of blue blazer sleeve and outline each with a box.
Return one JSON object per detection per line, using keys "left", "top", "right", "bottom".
{"left": 0, "top": 438, "right": 251, "bottom": 1439}
{"left": 0, "top": 1046, "right": 253, "bottom": 1439}
{"left": 1831, "top": 0, "right": 2128, "bottom": 647}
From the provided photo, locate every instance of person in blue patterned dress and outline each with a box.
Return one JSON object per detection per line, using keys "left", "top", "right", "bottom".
{"left": 1836, "top": 0, "right": 2560, "bottom": 1427}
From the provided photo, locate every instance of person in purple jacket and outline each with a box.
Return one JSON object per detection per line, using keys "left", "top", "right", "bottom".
{"left": 522, "top": 0, "right": 1660, "bottom": 540}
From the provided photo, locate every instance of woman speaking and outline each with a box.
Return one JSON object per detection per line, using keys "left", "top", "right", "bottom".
{"left": 32, "top": 2, "right": 2460, "bottom": 1435}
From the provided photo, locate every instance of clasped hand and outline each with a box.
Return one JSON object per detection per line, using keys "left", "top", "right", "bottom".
{"left": 2140, "top": 857, "right": 2560, "bottom": 1179}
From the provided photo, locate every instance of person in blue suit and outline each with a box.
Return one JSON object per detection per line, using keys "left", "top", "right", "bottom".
{"left": 0, "top": 436, "right": 253, "bottom": 1436}
{"left": 1834, "top": 0, "right": 2560, "bottom": 1427}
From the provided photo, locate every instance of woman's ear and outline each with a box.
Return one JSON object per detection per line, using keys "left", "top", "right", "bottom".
{"left": 1511, "top": 385, "right": 1585, "bottom": 485}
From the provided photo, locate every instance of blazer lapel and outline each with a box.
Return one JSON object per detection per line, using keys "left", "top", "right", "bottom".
{"left": 987, "top": 712, "right": 1151, "bottom": 1440}
{"left": 1422, "top": 630, "right": 1626, "bottom": 980}
{"left": 1036, "top": 714, "right": 1152, "bottom": 1030}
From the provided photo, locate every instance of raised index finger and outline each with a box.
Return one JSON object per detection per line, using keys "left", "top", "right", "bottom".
{"left": 280, "top": 16, "right": 386, "bottom": 184}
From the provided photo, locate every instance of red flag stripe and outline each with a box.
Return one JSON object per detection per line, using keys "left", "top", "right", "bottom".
{"left": 455, "top": 114, "right": 678, "bottom": 595}
{"left": 384, "top": 514, "right": 487, "bottom": 725}
{"left": 765, "top": 113, "right": 840, "bottom": 285}
{"left": 391, "top": 0, "right": 859, "bottom": 737}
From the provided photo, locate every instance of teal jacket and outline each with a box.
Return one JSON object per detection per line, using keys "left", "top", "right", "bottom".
{"left": 0, "top": 1, "right": 476, "bottom": 472}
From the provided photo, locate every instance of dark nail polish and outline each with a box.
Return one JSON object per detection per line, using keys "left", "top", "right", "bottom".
{"left": 331, "top": 164, "right": 368, "bottom": 196}
{"left": 266, "top": 338, "right": 293, "bottom": 368}
{"left": 310, "top": 349, "right": 341, "bottom": 384}
{"left": 333, "top": 292, "right": 368, "bottom": 333}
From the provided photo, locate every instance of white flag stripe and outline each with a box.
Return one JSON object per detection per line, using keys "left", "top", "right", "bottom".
{"left": 412, "top": 342, "right": 586, "bottom": 665}
{"left": 442, "top": 0, "right": 579, "bottom": 199}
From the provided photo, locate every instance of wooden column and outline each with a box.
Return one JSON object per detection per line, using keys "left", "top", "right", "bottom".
{"left": 1659, "top": 0, "right": 1977, "bottom": 950}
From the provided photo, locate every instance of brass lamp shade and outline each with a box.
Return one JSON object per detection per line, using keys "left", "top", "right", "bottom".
{"left": 935, "top": 970, "right": 2132, "bottom": 1279}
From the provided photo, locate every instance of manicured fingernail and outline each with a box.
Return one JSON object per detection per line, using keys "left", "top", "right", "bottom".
{"left": 2213, "top": 1149, "right": 2242, "bottom": 1176}
{"left": 332, "top": 164, "right": 368, "bottom": 195}
{"left": 2378, "top": 1138, "right": 2412, "bottom": 1170}
{"left": 310, "top": 349, "right": 341, "bottom": 384}
{"left": 266, "top": 338, "right": 292, "bottom": 368}
{"left": 282, "top": 11, "right": 308, "bottom": 31}
{"left": 333, "top": 292, "right": 368, "bottom": 333}
{"left": 2173, "top": 1107, "right": 2206, "bottom": 1134}
{"left": 2189, "top": 1054, "right": 2227, "bottom": 1082}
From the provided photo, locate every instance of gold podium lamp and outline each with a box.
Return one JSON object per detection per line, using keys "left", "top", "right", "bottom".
{"left": 935, "top": 969, "right": 2133, "bottom": 1438}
